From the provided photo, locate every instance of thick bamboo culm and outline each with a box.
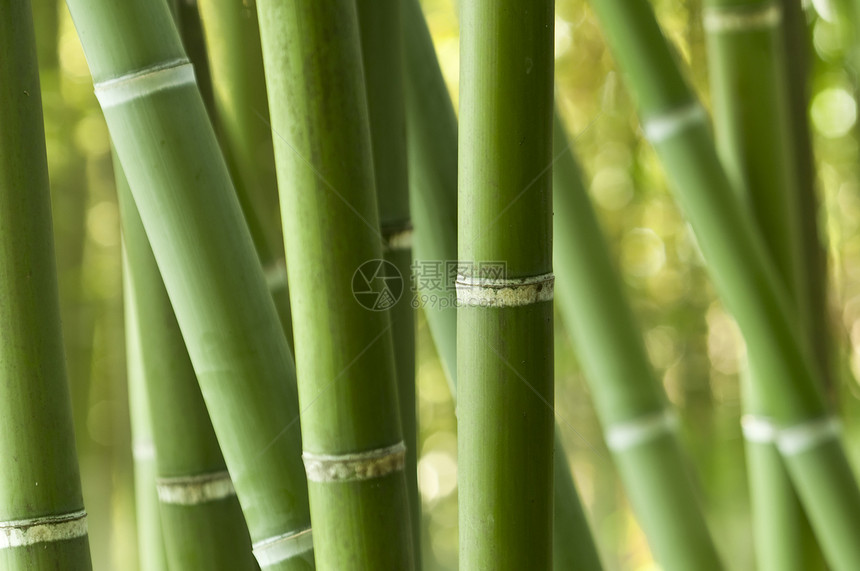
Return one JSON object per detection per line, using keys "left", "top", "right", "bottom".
{"left": 553, "top": 110, "right": 723, "bottom": 570}
{"left": 117, "top": 162, "right": 257, "bottom": 570}
{"left": 255, "top": 1, "right": 414, "bottom": 568}
{"left": 0, "top": 1, "right": 91, "bottom": 568}
{"left": 703, "top": 0, "right": 824, "bottom": 568}
{"left": 402, "top": 2, "right": 603, "bottom": 569}
{"left": 65, "top": 1, "right": 314, "bottom": 569}
{"left": 587, "top": 0, "right": 860, "bottom": 568}
{"left": 194, "top": 0, "right": 294, "bottom": 347}
{"left": 355, "top": 0, "right": 420, "bottom": 561}
{"left": 457, "top": 1, "right": 556, "bottom": 568}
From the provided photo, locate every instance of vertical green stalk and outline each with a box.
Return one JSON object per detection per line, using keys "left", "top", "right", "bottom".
{"left": 256, "top": 1, "right": 414, "bottom": 568}
{"left": 66, "top": 1, "right": 313, "bottom": 568}
{"left": 402, "top": 2, "right": 603, "bottom": 569}
{"left": 355, "top": 0, "right": 420, "bottom": 562}
{"left": 587, "top": 0, "right": 860, "bottom": 568}
{"left": 553, "top": 111, "right": 723, "bottom": 570}
{"left": 118, "top": 160, "right": 257, "bottom": 570}
{"left": 703, "top": 1, "right": 823, "bottom": 568}
{"left": 0, "top": 1, "right": 91, "bottom": 568}
{"left": 458, "top": 2, "right": 555, "bottom": 568}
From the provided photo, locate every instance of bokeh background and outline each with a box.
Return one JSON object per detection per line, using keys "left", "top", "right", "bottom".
{"left": 28, "top": 0, "right": 860, "bottom": 568}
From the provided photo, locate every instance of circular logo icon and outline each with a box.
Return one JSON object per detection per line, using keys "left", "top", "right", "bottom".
{"left": 351, "top": 259, "right": 404, "bottom": 311}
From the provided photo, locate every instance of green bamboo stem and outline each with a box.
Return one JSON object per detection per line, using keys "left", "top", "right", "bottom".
{"left": 117, "top": 158, "right": 257, "bottom": 570}
{"left": 355, "top": 0, "right": 420, "bottom": 562}
{"left": 587, "top": 0, "right": 860, "bottom": 568}
{"left": 125, "top": 280, "right": 168, "bottom": 571}
{"left": 255, "top": 1, "right": 414, "bottom": 568}
{"left": 66, "top": 1, "right": 313, "bottom": 568}
{"left": 0, "top": 1, "right": 91, "bottom": 567}
{"left": 703, "top": 1, "right": 824, "bottom": 568}
{"left": 458, "top": 2, "right": 555, "bottom": 567}
{"left": 402, "top": 2, "right": 603, "bottom": 569}
{"left": 553, "top": 110, "right": 723, "bottom": 570}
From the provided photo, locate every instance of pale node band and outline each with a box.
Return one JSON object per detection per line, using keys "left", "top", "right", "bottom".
{"left": 253, "top": 527, "right": 314, "bottom": 567}
{"left": 703, "top": 2, "right": 782, "bottom": 33}
{"left": 605, "top": 410, "right": 678, "bottom": 451}
{"left": 777, "top": 417, "right": 841, "bottom": 456}
{"left": 455, "top": 272, "right": 554, "bottom": 308}
{"left": 303, "top": 442, "right": 407, "bottom": 482}
{"left": 156, "top": 471, "right": 236, "bottom": 505}
{"left": 93, "top": 59, "right": 196, "bottom": 108}
{"left": 382, "top": 222, "right": 413, "bottom": 251}
{"left": 643, "top": 103, "right": 708, "bottom": 144}
{"left": 0, "top": 510, "right": 88, "bottom": 549}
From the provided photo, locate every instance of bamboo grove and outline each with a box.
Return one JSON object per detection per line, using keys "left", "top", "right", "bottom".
{"left": 3, "top": 0, "right": 860, "bottom": 568}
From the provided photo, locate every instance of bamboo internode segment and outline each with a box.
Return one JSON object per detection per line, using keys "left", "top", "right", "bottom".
{"left": 741, "top": 415, "right": 778, "bottom": 443}
{"left": 132, "top": 440, "right": 156, "bottom": 461}
{"left": 155, "top": 471, "right": 237, "bottom": 505}
{"left": 605, "top": 410, "right": 678, "bottom": 451}
{"left": 703, "top": 3, "right": 782, "bottom": 33}
{"left": 303, "top": 442, "right": 407, "bottom": 482}
{"left": 263, "top": 259, "right": 288, "bottom": 292}
{"left": 642, "top": 103, "right": 708, "bottom": 143}
{"left": 455, "top": 273, "right": 555, "bottom": 307}
{"left": 0, "top": 511, "right": 88, "bottom": 549}
{"left": 252, "top": 527, "right": 314, "bottom": 568}
{"left": 93, "top": 60, "right": 195, "bottom": 108}
{"left": 777, "top": 417, "right": 841, "bottom": 456}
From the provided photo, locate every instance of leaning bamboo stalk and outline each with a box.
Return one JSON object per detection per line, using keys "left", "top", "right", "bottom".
{"left": 458, "top": 1, "right": 555, "bottom": 567}
{"left": 255, "top": 1, "right": 414, "bottom": 568}
{"left": 65, "top": 1, "right": 313, "bottom": 568}
{"left": 703, "top": 1, "right": 823, "bottom": 568}
{"left": 0, "top": 2, "right": 91, "bottom": 568}
{"left": 117, "top": 159, "right": 257, "bottom": 570}
{"left": 402, "top": 2, "right": 603, "bottom": 568}
{"left": 587, "top": 0, "right": 860, "bottom": 568}
{"left": 355, "top": 0, "right": 420, "bottom": 561}
{"left": 553, "top": 110, "right": 722, "bottom": 570}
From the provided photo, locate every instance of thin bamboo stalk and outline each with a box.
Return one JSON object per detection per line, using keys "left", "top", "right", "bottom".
{"left": 587, "top": 0, "right": 860, "bottom": 568}
{"left": 255, "top": 1, "right": 414, "bottom": 568}
{"left": 117, "top": 158, "right": 257, "bottom": 570}
{"left": 402, "top": 2, "right": 603, "bottom": 569}
{"left": 703, "top": 1, "right": 824, "bottom": 568}
{"left": 458, "top": 1, "right": 555, "bottom": 567}
{"left": 66, "top": 1, "right": 313, "bottom": 568}
{"left": 553, "top": 110, "right": 723, "bottom": 570}
{"left": 0, "top": 1, "right": 91, "bottom": 567}
{"left": 355, "top": 0, "right": 420, "bottom": 562}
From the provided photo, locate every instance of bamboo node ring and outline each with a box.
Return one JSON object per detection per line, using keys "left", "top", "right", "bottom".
{"left": 94, "top": 59, "right": 196, "bottom": 108}
{"left": 382, "top": 222, "right": 413, "bottom": 251}
{"left": 703, "top": 3, "right": 782, "bottom": 33}
{"left": 777, "top": 416, "right": 840, "bottom": 456}
{"left": 455, "top": 272, "right": 554, "bottom": 307}
{"left": 741, "top": 414, "right": 777, "bottom": 443}
{"left": 302, "top": 442, "right": 406, "bottom": 482}
{"left": 642, "top": 103, "right": 707, "bottom": 144}
{"left": 253, "top": 527, "right": 314, "bottom": 567}
{"left": 605, "top": 410, "right": 678, "bottom": 451}
{"left": 156, "top": 470, "right": 236, "bottom": 505}
{"left": 0, "top": 509, "right": 88, "bottom": 549}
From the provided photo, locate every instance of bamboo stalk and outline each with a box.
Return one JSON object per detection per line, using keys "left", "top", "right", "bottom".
{"left": 703, "top": 1, "right": 824, "bottom": 568}
{"left": 402, "top": 2, "right": 603, "bottom": 569}
{"left": 66, "top": 1, "right": 313, "bottom": 568}
{"left": 117, "top": 158, "right": 257, "bottom": 570}
{"left": 355, "top": 0, "right": 420, "bottom": 562}
{"left": 458, "top": 1, "right": 555, "bottom": 567}
{"left": 0, "top": 1, "right": 91, "bottom": 567}
{"left": 587, "top": 0, "right": 860, "bottom": 568}
{"left": 552, "top": 109, "right": 723, "bottom": 570}
{"left": 255, "top": 1, "right": 414, "bottom": 568}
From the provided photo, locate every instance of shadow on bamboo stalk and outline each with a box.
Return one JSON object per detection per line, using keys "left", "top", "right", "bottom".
{"left": 66, "top": 0, "right": 314, "bottom": 568}
{"left": 0, "top": 1, "right": 92, "bottom": 568}
{"left": 587, "top": 0, "right": 860, "bottom": 568}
